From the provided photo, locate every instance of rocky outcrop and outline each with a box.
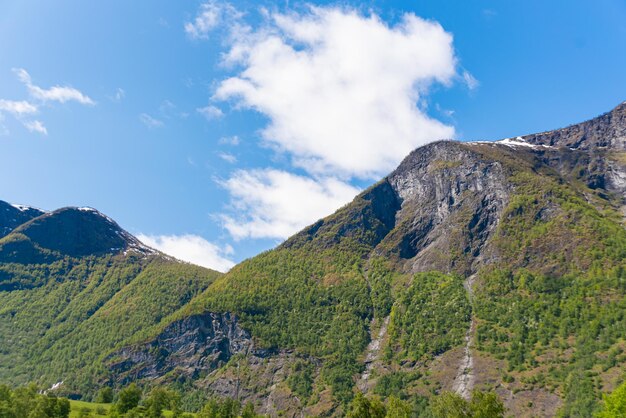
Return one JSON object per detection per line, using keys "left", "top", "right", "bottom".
{"left": 522, "top": 101, "right": 626, "bottom": 150}
{"left": 380, "top": 141, "right": 510, "bottom": 275}
{"left": 107, "top": 312, "right": 257, "bottom": 385}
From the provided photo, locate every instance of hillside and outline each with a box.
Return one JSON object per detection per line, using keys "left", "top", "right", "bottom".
{"left": 0, "top": 204, "right": 222, "bottom": 397}
{"left": 105, "top": 102, "right": 626, "bottom": 417}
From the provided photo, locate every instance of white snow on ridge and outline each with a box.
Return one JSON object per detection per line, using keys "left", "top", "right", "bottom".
{"left": 467, "top": 136, "right": 555, "bottom": 150}
{"left": 75, "top": 206, "right": 118, "bottom": 225}
{"left": 10, "top": 203, "right": 46, "bottom": 213}
{"left": 498, "top": 137, "right": 537, "bottom": 148}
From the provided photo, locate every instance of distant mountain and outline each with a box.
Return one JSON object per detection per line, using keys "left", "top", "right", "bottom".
{"left": 0, "top": 206, "right": 156, "bottom": 269}
{"left": 107, "top": 102, "right": 626, "bottom": 417}
{"left": 0, "top": 201, "right": 45, "bottom": 238}
{"left": 0, "top": 202, "right": 221, "bottom": 397}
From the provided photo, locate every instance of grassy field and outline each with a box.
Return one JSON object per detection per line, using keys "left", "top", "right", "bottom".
{"left": 68, "top": 399, "right": 193, "bottom": 417}
{"left": 69, "top": 399, "right": 111, "bottom": 417}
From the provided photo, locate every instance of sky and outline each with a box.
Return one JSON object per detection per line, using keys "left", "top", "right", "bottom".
{"left": 1, "top": 0, "right": 625, "bottom": 272}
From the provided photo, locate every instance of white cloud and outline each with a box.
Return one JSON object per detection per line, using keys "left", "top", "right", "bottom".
{"left": 137, "top": 233, "right": 235, "bottom": 272}
{"left": 0, "top": 69, "right": 96, "bottom": 135}
{"left": 185, "top": 1, "right": 241, "bottom": 40}
{"left": 218, "top": 152, "right": 237, "bottom": 163}
{"left": 218, "top": 169, "right": 360, "bottom": 240}
{"left": 139, "top": 113, "right": 164, "bottom": 128}
{"left": 13, "top": 68, "right": 95, "bottom": 105}
{"left": 219, "top": 135, "right": 240, "bottom": 145}
{"left": 23, "top": 120, "right": 47, "bottom": 135}
{"left": 0, "top": 99, "right": 46, "bottom": 135}
{"left": 197, "top": 105, "right": 224, "bottom": 120}
{"left": 0, "top": 99, "right": 38, "bottom": 116}
{"left": 214, "top": 6, "right": 457, "bottom": 179}
{"left": 462, "top": 70, "right": 479, "bottom": 90}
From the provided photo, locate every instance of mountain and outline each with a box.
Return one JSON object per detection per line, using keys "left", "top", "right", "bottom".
{"left": 104, "top": 102, "right": 626, "bottom": 417}
{"left": 2, "top": 102, "right": 626, "bottom": 417}
{"left": 0, "top": 203, "right": 222, "bottom": 397}
{"left": 0, "top": 201, "right": 45, "bottom": 238}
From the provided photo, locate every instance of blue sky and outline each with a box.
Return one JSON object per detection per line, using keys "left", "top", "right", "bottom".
{"left": 1, "top": 0, "right": 625, "bottom": 271}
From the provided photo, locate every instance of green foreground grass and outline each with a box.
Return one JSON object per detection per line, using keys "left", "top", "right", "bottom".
{"left": 68, "top": 399, "right": 196, "bottom": 417}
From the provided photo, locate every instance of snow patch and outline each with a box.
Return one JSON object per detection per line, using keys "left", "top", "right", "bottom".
{"left": 467, "top": 137, "right": 555, "bottom": 150}
{"left": 10, "top": 203, "right": 46, "bottom": 213}
{"left": 498, "top": 136, "right": 555, "bottom": 149}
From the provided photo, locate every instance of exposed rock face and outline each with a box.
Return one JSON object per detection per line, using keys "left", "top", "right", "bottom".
{"left": 522, "top": 101, "right": 626, "bottom": 150}
{"left": 108, "top": 312, "right": 255, "bottom": 384}
{"left": 379, "top": 141, "right": 510, "bottom": 275}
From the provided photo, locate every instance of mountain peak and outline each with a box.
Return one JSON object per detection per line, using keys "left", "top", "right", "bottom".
{"left": 519, "top": 101, "right": 626, "bottom": 150}
{"left": 6, "top": 205, "right": 155, "bottom": 258}
{"left": 0, "top": 200, "right": 46, "bottom": 238}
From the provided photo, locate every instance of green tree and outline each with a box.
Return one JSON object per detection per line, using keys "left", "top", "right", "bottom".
{"left": 54, "top": 398, "right": 71, "bottom": 418}
{"left": 346, "top": 392, "right": 386, "bottom": 418}
{"left": 385, "top": 396, "right": 411, "bottom": 418}
{"left": 240, "top": 403, "right": 256, "bottom": 418}
{"left": 197, "top": 398, "right": 241, "bottom": 418}
{"left": 431, "top": 392, "right": 470, "bottom": 418}
{"left": 470, "top": 391, "right": 504, "bottom": 418}
{"left": 145, "top": 388, "right": 171, "bottom": 418}
{"left": 115, "top": 384, "right": 142, "bottom": 414}
{"left": 431, "top": 391, "right": 504, "bottom": 418}
{"left": 595, "top": 381, "right": 626, "bottom": 418}
{"left": 96, "top": 388, "right": 114, "bottom": 404}
{"left": 558, "top": 372, "right": 597, "bottom": 417}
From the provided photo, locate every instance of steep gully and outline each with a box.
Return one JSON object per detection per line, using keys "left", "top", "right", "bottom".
{"left": 452, "top": 273, "right": 476, "bottom": 399}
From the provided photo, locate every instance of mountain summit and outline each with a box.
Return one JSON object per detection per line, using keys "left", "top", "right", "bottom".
{"left": 0, "top": 201, "right": 46, "bottom": 238}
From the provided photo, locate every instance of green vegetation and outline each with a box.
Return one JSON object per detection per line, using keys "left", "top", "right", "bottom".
{"left": 473, "top": 169, "right": 626, "bottom": 414}
{"left": 595, "top": 380, "right": 626, "bottom": 418}
{"left": 0, "top": 253, "right": 220, "bottom": 396}
{"left": 0, "top": 384, "right": 70, "bottom": 418}
{"left": 430, "top": 391, "right": 505, "bottom": 418}
{"left": 345, "top": 390, "right": 504, "bottom": 418}
{"left": 388, "top": 272, "right": 470, "bottom": 361}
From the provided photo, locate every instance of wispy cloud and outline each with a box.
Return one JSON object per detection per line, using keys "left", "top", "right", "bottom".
{"left": 109, "top": 87, "right": 125, "bottom": 102}
{"left": 13, "top": 68, "right": 95, "bottom": 105}
{"left": 219, "top": 135, "right": 240, "bottom": 146}
{"left": 197, "top": 104, "right": 224, "bottom": 120}
{"left": 0, "top": 69, "right": 94, "bottom": 135}
{"left": 139, "top": 113, "right": 164, "bottom": 128}
{"left": 218, "top": 152, "right": 237, "bottom": 163}
{"left": 0, "top": 99, "right": 37, "bottom": 116}
{"left": 0, "top": 98, "right": 44, "bottom": 134}
{"left": 23, "top": 120, "right": 48, "bottom": 135}
{"left": 482, "top": 9, "right": 497, "bottom": 20}
{"left": 462, "top": 70, "right": 479, "bottom": 90}
{"left": 184, "top": 1, "right": 241, "bottom": 40}
{"left": 137, "top": 233, "right": 235, "bottom": 272}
